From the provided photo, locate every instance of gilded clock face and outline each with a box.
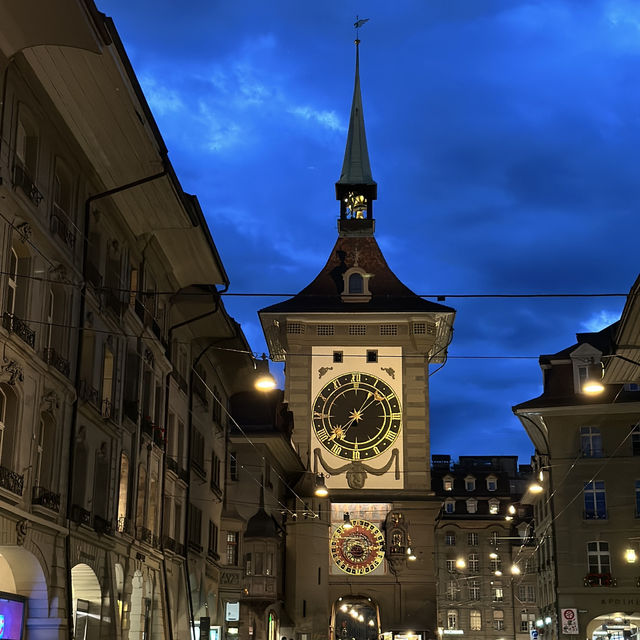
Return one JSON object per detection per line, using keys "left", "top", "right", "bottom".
{"left": 312, "top": 372, "right": 401, "bottom": 460}
{"left": 330, "top": 519, "right": 385, "bottom": 574}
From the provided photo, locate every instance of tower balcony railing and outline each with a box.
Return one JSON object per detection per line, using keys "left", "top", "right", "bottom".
{"left": 43, "top": 347, "right": 71, "bottom": 378}
{"left": 0, "top": 465, "right": 24, "bottom": 496}
{"left": 32, "top": 486, "right": 61, "bottom": 511}
{"left": 2, "top": 312, "right": 36, "bottom": 349}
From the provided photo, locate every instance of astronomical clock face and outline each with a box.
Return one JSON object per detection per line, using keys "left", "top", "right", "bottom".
{"left": 330, "top": 519, "right": 385, "bottom": 575}
{"left": 312, "top": 372, "right": 401, "bottom": 461}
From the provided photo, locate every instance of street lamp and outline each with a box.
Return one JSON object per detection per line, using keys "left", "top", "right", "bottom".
{"left": 254, "top": 354, "right": 277, "bottom": 391}
{"left": 314, "top": 474, "right": 329, "bottom": 497}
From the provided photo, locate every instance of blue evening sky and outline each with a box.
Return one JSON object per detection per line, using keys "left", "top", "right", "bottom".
{"left": 99, "top": 0, "right": 640, "bottom": 463}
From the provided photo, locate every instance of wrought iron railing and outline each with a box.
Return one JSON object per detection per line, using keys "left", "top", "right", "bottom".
{"left": 138, "top": 526, "right": 154, "bottom": 546}
{"left": 78, "top": 379, "right": 100, "bottom": 408}
{"left": 93, "top": 515, "right": 113, "bottom": 535}
{"left": 2, "top": 312, "right": 36, "bottom": 349}
{"left": 50, "top": 207, "right": 76, "bottom": 248}
{"left": 584, "top": 572, "right": 616, "bottom": 587}
{"left": 71, "top": 504, "right": 92, "bottom": 526}
{"left": 13, "top": 158, "right": 43, "bottom": 205}
{"left": 117, "top": 516, "right": 132, "bottom": 535}
{"left": 0, "top": 465, "right": 24, "bottom": 496}
{"left": 32, "top": 486, "right": 61, "bottom": 511}
{"left": 43, "top": 347, "right": 71, "bottom": 378}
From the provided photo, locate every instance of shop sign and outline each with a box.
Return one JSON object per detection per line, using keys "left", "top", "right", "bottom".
{"left": 225, "top": 602, "right": 239, "bottom": 622}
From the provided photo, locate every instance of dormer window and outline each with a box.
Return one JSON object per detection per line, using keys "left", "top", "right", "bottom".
{"left": 443, "top": 475, "right": 454, "bottom": 491}
{"left": 465, "top": 475, "right": 476, "bottom": 491}
{"left": 570, "top": 344, "right": 603, "bottom": 394}
{"left": 488, "top": 499, "right": 500, "bottom": 515}
{"left": 486, "top": 475, "right": 498, "bottom": 491}
{"left": 341, "top": 268, "right": 372, "bottom": 303}
{"left": 444, "top": 499, "right": 455, "bottom": 514}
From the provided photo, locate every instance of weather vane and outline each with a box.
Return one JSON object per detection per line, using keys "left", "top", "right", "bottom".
{"left": 354, "top": 16, "right": 370, "bottom": 44}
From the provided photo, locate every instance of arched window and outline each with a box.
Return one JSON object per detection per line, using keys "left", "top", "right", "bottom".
{"left": 36, "top": 412, "right": 56, "bottom": 490}
{"left": 136, "top": 466, "right": 147, "bottom": 528}
{"left": 348, "top": 273, "right": 363, "bottom": 294}
{"left": 6, "top": 248, "right": 18, "bottom": 315}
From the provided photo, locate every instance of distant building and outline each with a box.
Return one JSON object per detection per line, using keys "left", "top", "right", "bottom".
{"left": 514, "top": 311, "right": 640, "bottom": 640}
{"left": 432, "top": 455, "right": 539, "bottom": 640}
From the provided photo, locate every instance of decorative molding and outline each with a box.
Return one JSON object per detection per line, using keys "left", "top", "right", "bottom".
{"left": 0, "top": 358, "right": 24, "bottom": 385}
{"left": 314, "top": 448, "right": 400, "bottom": 489}
{"left": 380, "top": 366, "right": 395, "bottom": 379}
{"left": 144, "top": 348, "right": 154, "bottom": 367}
{"left": 15, "top": 222, "right": 32, "bottom": 243}
{"left": 317, "top": 366, "right": 333, "bottom": 379}
{"left": 16, "top": 519, "right": 28, "bottom": 545}
{"left": 40, "top": 389, "right": 60, "bottom": 412}
{"left": 48, "top": 263, "right": 69, "bottom": 283}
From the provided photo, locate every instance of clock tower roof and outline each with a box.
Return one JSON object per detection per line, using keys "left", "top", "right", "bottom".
{"left": 259, "top": 235, "right": 454, "bottom": 315}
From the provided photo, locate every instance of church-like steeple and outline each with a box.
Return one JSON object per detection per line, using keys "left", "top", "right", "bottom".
{"left": 336, "top": 39, "right": 377, "bottom": 237}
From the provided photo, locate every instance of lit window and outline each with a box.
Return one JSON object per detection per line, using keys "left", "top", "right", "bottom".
{"left": 521, "top": 613, "right": 535, "bottom": 632}
{"left": 447, "top": 610, "right": 458, "bottom": 630}
{"left": 226, "top": 531, "right": 239, "bottom": 565}
{"left": 443, "top": 475, "right": 454, "bottom": 491}
{"left": 465, "top": 475, "right": 476, "bottom": 491}
{"left": 489, "top": 499, "right": 500, "bottom": 515}
{"left": 489, "top": 531, "right": 499, "bottom": 545}
{"left": 587, "top": 541, "right": 610, "bottom": 574}
{"left": 446, "top": 580, "right": 457, "bottom": 601}
{"left": 583, "top": 481, "right": 607, "bottom": 519}
{"left": 490, "top": 555, "right": 502, "bottom": 572}
{"left": 493, "top": 610, "right": 504, "bottom": 631}
{"left": 580, "top": 426, "right": 603, "bottom": 457}
{"left": 492, "top": 585, "right": 504, "bottom": 602}
{"left": 470, "top": 610, "right": 482, "bottom": 631}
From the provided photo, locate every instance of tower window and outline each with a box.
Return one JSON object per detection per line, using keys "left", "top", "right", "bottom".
{"left": 287, "top": 322, "right": 304, "bottom": 334}
{"left": 412, "top": 322, "right": 427, "bottom": 335}
{"left": 349, "top": 324, "right": 367, "bottom": 335}
{"left": 366, "top": 350, "right": 378, "bottom": 363}
{"left": 317, "top": 324, "right": 334, "bottom": 336}
{"left": 380, "top": 324, "right": 398, "bottom": 336}
{"left": 348, "top": 273, "right": 364, "bottom": 294}
{"left": 333, "top": 351, "right": 343, "bottom": 363}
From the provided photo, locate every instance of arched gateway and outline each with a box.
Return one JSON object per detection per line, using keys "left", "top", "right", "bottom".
{"left": 333, "top": 597, "right": 380, "bottom": 640}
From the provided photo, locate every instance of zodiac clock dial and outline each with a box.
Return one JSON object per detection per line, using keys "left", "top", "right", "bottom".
{"left": 330, "top": 519, "right": 385, "bottom": 574}
{"left": 312, "top": 372, "right": 401, "bottom": 460}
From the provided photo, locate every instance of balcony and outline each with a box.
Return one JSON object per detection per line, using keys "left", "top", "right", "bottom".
{"left": 2, "top": 313, "right": 36, "bottom": 349}
{"left": 163, "top": 535, "right": 177, "bottom": 553}
{"left": 94, "top": 515, "right": 113, "bottom": 536}
{"left": 50, "top": 207, "right": 76, "bottom": 249}
{"left": 117, "top": 516, "right": 132, "bottom": 535}
{"left": 43, "top": 347, "right": 71, "bottom": 378}
{"left": 584, "top": 572, "right": 616, "bottom": 587}
{"left": 71, "top": 504, "right": 92, "bottom": 526}
{"left": 32, "top": 486, "right": 61, "bottom": 512}
{"left": 13, "top": 158, "right": 43, "bottom": 206}
{"left": 0, "top": 465, "right": 24, "bottom": 496}
{"left": 78, "top": 379, "right": 100, "bottom": 409}
{"left": 166, "top": 457, "right": 178, "bottom": 474}
{"left": 175, "top": 542, "right": 186, "bottom": 557}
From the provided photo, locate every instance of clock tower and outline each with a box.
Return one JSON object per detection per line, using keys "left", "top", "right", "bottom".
{"left": 260, "top": 38, "right": 455, "bottom": 640}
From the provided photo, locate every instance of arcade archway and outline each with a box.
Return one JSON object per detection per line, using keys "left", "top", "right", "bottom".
{"left": 587, "top": 612, "right": 640, "bottom": 640}
{"left": 333, "top": 597, "right": 380, "bottom": 640}
{"left": 71, "top": 563, "right": 102, "bottom": 640}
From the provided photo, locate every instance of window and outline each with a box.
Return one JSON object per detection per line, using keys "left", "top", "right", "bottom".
{"left": 188, "top": 504, "right": 202, "bottom": 550}
{"left": 468, "top": 579, "right": 480, "bottom": 600}
{"left": 443, "top": 475, "right": 454, "bottom": 491}
{"left": 587, "top": 541, "right": 610, "bottom": 573}
{"left": 317, "top": 324, "right": 334, "bottom": 336}
{"left": 34, "top": 413, "right": 55, "bottom": 491}
{"left": 584, "top": 481, "right": 607, "bottom": 519}
{"left": 366, "top": 350, "right": 378, "bottom": 363}
{"left": 101, "top": 346, "right": 115, "bottom": 418}
{"left": 212, "top": 386, "right": 222, "bottom": 425}
{"left": 632, "top": 426, "right": 640, "bottom": 456}
{"left": 447, "top": 610, "right": 458, "bottom": 630}
{"left": 446, "top": 559, "right": 456, "bottom": 572}
{"left": 0, "top": 384, "right": 17, "bottom": 469}
{"left": 470, "top": 610, "right": 481, "bottom": 631}
{"left": 349, "top": 324, "right": 367, "bottom": 335}
{"left": 191, "top": 428, "right": 205, "bottom": 474}
{"left": 465, "top": 475, "right": 476, "bottom": 491}
{"left": 492, "top": 585, "right": 504, "bottom": 602}
{"left": 412, "top": 322, "right": 427, "bottom": 335}
{"left": 580, "top": 426, "right": 603, "bottom": 457}
{"left": 486, "top": 475, "right": 498, "bottom": 491}
{"left": 468, "top": 553, "right": 479, "bottom": 572}
{"left": 490, "top": 555, "right": 502, "bottom": 572}
{"left": 5, "top": 248, "right": 18, "bottom": 316}
{"left": 636, "top": 480, "right": 640, "bottom": 517}
{"left": 493, "top": 610, "right": 504, "bottom": 631}
{"left": 446, "top": 581, "right": 457, "bottom": 601}
{"left": 489, "top": 531, "right": 499, "bottom": 545}
{"left": 211, "top": 452, "right": 221, "bottom": 491}
{"left": 521, "top": 613, "right": 535, "bottom": 632}
{"left": 489, "top": 499, "right": 500, "bottom": 515}
{"left": 333, "top": 351, "right": 343, "bottom": 363}
{"left": 208, "top": 520, "right": 218, "bottom": 556}
{"left": 466, "top": 498, "right": 477, "bottom": 514}
{"left": 286, "top": 322, "right": 304, "bottom": 334}
{"left": 380, "top": 324, "right": 398, "bottom": 336}
{"left": 348, "top": 273, "right": 363, "bottom": 294}
{"left": 230, "top": 451, "right": 238, "bottom": 481}
{"left": 226, "top": 532, "right": 239, "bottom": 565}
{"left": 467, "top": 532, "right": 479, "bottom": 546}
{"left": 117, "top": 452, "right": 129, "bottom": 529}
{"left": 445, "top": 531, "right": 456, "bottom": 546}
{"left": 518, "top": 585, "right": 535, "bottom": 603}
{"left": 444, "top": 499, "right": 455, "bottom": 514}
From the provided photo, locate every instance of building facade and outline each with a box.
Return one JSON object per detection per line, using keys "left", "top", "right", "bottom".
{"left": 431, "top": 455, "right": 539, "bottom": 640}
{"left": 514, "top": 314, "right": 640, "bottom": 640}
{"left": 0, "top": 3, "right": 255, "bottom": 638}
{"left": 258, "top": 40, "right": 456, "bottom": 640}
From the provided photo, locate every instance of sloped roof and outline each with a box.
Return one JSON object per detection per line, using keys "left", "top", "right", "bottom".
{"left": 260, "top": 235, "right": 453, "bottom": 315}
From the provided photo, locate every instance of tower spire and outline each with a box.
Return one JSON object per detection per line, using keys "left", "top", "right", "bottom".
{"left": 336, "top": 30, "right": 377, "bottom": 236}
